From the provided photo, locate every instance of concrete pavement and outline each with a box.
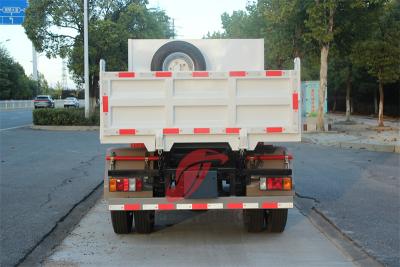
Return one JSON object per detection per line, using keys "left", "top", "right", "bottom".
{"left": 43, "top": 200, "right": 356, "bottom": 267}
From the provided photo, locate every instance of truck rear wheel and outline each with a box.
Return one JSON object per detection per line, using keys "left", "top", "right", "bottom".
{"left": 110, "top": 211, "right": 133, "bottom": 234}
{"left": 134, "top": 210, "right": 155, "bottom": 234}
{"left": 243, "top": 209, "right": 265, "bottom": 232}
{"left": 267, "top": 209, "right": 288, "bottom": 233}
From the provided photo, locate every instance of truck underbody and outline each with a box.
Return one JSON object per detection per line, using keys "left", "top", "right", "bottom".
{"left": 105, "top": 142, "right": 294, "bottom": 233}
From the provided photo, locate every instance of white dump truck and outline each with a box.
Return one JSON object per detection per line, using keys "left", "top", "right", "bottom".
{"left": 100, "top": 39, "right": 300, "bottom": 234}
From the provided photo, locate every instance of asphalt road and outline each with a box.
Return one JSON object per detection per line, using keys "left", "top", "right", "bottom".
{"left": 44, "top": 201, "right": 355, "bottom": 267}
{"left": 286, "top": 143, "right": 400, "bottom": 267}
{"left": 0, "top": 109, "right": 32, "bottom": 130}
{"left": 0, "top": 110, "right": 110, "bottom": 266}
{"left": 0, "top": 109, "right": 398, "bottom": 266}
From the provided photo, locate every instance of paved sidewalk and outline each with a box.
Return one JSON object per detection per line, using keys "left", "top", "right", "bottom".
{"left": 303, "top": 113, "right": 399, "bottom": 153}
{"left": 43, "top": 200, "right": 356, "bottom": 267}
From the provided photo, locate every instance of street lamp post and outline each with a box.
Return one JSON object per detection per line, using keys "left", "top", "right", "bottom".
{"left": 84, "top": 0, "right": 89, "bottom": 118}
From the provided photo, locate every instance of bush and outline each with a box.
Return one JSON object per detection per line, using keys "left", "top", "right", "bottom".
{"left": 33, "top": 108, "right": 99, "bottom": 126}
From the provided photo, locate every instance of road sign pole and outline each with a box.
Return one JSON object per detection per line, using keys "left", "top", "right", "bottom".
{"left": 84, "top": 0, "right": 89, "bottom": 118}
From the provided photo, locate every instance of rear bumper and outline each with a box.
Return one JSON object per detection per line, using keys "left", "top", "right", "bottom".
{"left": 107, "top": 195, "right": 293, "bottom": 211}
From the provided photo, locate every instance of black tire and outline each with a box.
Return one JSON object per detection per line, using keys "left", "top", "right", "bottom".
{"left": 267, "top": 209, "right": 288, "bottom": 233}
{"left": 243, "top": 209, "right": 265, "bottom": 232}
{"left": 134, "top": 210, "right": 155, "bottom": 234}
{"left": 110, "top": 211, "right": 133, "bottom": 234}
{"left": 151, "top": 41, "right": 206, "bottom": 71}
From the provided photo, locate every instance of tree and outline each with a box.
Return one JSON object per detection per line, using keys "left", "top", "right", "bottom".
{"left": 24, "top": 0, "right": 172, "bottom": 114}
{"left": 352, "top": 0, "right": 400, "bottom": 126}
{"left": 304, "top": 0, "right": 339, "bottom": 131}
{"left": 0, "top": 46, "right": 37, "bottom": 100}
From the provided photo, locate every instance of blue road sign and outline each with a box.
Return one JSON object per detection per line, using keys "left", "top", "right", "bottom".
{"left": 0, "top": 0, "right": 28, "bottom": 25}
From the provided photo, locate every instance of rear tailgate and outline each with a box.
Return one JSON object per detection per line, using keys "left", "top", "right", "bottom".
{"left": 99, "top": 59, "right": 301, "bottom": 151}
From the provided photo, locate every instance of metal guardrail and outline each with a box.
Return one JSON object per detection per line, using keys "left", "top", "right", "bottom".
{"left": 0, "top": 100, "right": 85, "bottom": 110}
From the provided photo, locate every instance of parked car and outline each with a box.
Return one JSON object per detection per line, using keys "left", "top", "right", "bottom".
{"left": 64, "top": 97, "right": 80, "bottom": 108}
{"left": 34, "top": 95, "right": 55, "bottom": 109}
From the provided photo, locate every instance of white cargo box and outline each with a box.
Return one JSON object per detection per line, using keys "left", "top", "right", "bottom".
{"left": 100, "top": 39, "right": 301, "bottom": 151}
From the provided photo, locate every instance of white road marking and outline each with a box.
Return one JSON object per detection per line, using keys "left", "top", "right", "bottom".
{"left": 0, "top": 124, "right": 31, "bottom": 131}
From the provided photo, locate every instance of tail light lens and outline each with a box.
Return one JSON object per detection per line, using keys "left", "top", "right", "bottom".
{"left": 259, "top": 177, "right": 292, "bottom": 191}
{"left": 109, "top": 178, "right": 142, "bottom": 192}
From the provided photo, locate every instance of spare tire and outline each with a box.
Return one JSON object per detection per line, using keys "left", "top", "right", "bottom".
{"left": 151, "top": 41, "right": 206, "bottom": 71}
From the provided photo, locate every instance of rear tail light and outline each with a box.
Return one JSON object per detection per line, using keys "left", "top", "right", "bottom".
{"left": 109, "top": 178, "right": 142, "bottom": 192}
{"left": 109, "top": 178, "right": 117, "bottom": 192}
{"left": 259, "top": 177, "right": 292, "bottom": 191}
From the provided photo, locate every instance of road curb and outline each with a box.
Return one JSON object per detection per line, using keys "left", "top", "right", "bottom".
{"left": 295, "top": 197, "right": 383, "bottom": 267}
{"left": 302, "top": 136, "right": 398, "bottom": 153}
{"left": 31, "top": 125, "right": 99, "bottom": 131}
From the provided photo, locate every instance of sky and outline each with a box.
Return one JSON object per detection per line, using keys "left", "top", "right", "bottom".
{"left": 0, "top": 0, "right": 249, "bottom": 88}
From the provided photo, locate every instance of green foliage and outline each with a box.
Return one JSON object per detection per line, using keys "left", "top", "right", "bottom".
{"left": 33, "top": 108, "right": 99, "bottom": 126}
{"left": 351, "top": 0, "right": 400, "bottom": 84}
{"left": 23, "top": 0, "right": 173, "bottom": 106}
{"left": 0, "top": 46, "right": 38, "bottom": 100}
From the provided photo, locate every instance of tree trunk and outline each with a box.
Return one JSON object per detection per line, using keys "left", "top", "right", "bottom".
{"left": 345, "top": 67, "right": 352, "bottom": 121}
{"left": 89, "top": 74, "right": 99, "bottom": 115}
{"left": 378, "top": 81, "right": 384, "bottom": 127}
{"left": 374, "top": 88, "right": 378, "bottom": 114}
{"left": 317, "top": 44, "right": 329, "bottom": 131}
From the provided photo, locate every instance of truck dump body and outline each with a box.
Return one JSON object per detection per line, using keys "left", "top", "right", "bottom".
{"left": 100, "top": 60, "right": 301, "bottom": 151}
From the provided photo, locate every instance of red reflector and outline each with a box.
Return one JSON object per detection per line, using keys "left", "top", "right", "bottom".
{"left": 262, "top": 202, "right": 278, "bottom": 209}
{"left": 159, "top": 203, "right": 175, "bottom": 210}
{"left": 227, "top": 203, "right": 243, "bottom": 209}
{"left": 226, "top": 128, "right": 240, "bottom": 134}
{"left": 293, "top": 93, "right": 299, "bottom": 110}
{"left": 192, "top": 203, "right": 208, "bottom": 210}
{"left": 192, "top": 71, "right": 209, "bottom": 77}
{"left": 118, "top": 72, "right": 135, "bottom": 78}
{"left": 156, "top": 71, "right": 172, "bottom": 77}
{"left": 116, "top": 179, "right": 124, "bottom": 191}
{"left": 163, "top": 128, "right": 179, "bottom": 134}
{"left": 124, "top": 204, "right": 141, "bottom": 210}
{"left": 267, "top": 178, "right": 283, "bottom": 190}
{"left": 266, "top": 127, "right": 283, "bottom": 133}
{"left": 229, "top": 71, "right": 246, "bottom": 77}
{"left": 136, "top": 179, "right": 142, "bottom": 191}
{"left": 131, "top": 143, "right": 146, "bottom": 149}
{"left": 266, "top": 70, "right": 283, "bottom": 77}
{"left": 123, "top": 179, "right": 129, "bottom": 192}
{"left": 102, "top": 96, "right": 108, "bottom": 113}
{"left": 119, "top": 129, "right": 136, "bottom": 135}
{"left": 194, "top": 128, "right": 210, "bottom": 134}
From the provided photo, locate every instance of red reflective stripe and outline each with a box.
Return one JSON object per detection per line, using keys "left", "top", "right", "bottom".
{"left": 192, "top": 203, "right": 208, "bottom": 210}
{"left": 159, "top": 203, "right": 175, "bottom": 210}
{"left": 293, "top": 92, "right": 299, "bottom": 110}
{"left": 118, "top": 72, "right": 135, "bottom": 78}
{"left": 106, "top": 156, "right": 159, "bottom": 161}
{"left": 163, "top": 128, "right": 179, "bottom": 134}
{"left": 192, "top": 71, "right": 209, "bottom": 77}
{"left": 194, "top": 128, "right": 210, "bottom": 134}
{"left": 226, "top": 128, "right": 240, "bottom": 134}
{"left": 227, "top": 203, "right": 243, "bottom": 209}
{"left": 131, "top": 143, "right": 146, "bottom": 149}
{"left": 124, "top": 204, "right": 141, "bottom": 210}
{"left": 229, "top": 71, "right": 246, "bottom": 77}
{"left": 156, "top": 71, "right": 172, "bottom": 77}
{"left": 262, "top": 202, "right": 278, "bottom": 209}
{"left": 119, "top": 129, "right": 136, "bottom": 135}
{"left": 266, "top": 127, "right": 283, "bottom": 133}
{"left": 102, "top": 96, "right": 108, "bottom": 112}
{"left": 265, "top": 70, "right": 283, "bottom": 77}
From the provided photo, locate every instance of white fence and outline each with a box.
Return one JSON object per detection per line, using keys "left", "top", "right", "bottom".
{"left": 0, "top": 100, "right": 85, "bottom": 110}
